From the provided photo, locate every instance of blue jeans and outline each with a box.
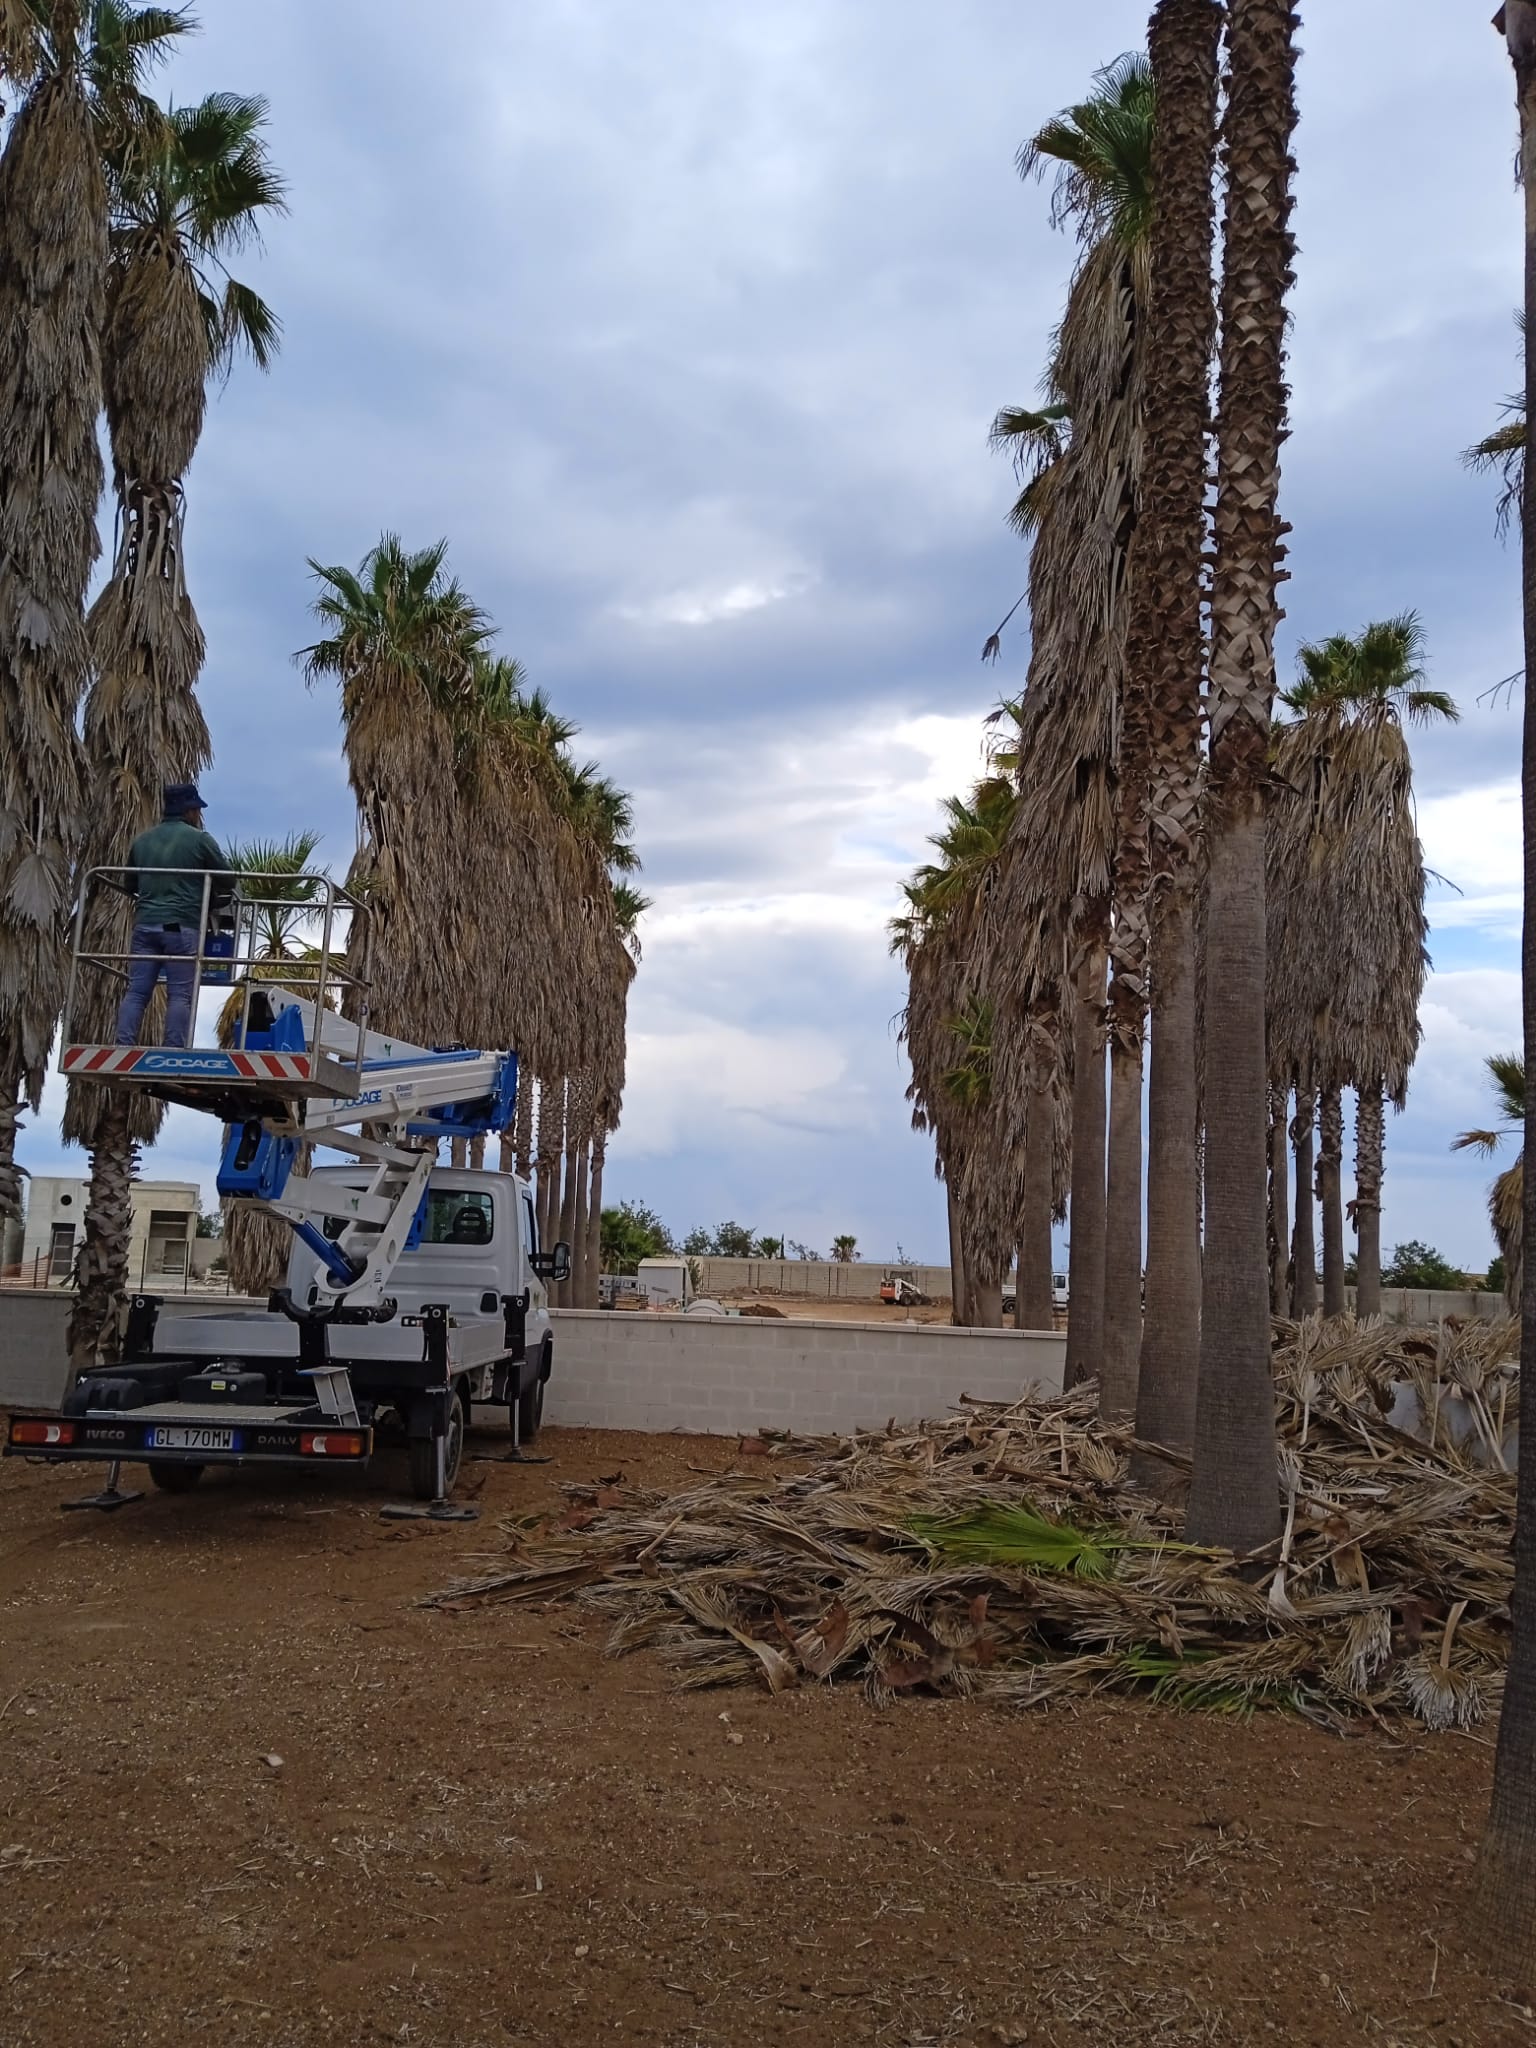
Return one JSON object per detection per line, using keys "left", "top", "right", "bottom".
{"left": 114, "top": 924, "right": 201, "bottom": 1048}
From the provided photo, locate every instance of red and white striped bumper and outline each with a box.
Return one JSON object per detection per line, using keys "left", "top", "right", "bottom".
{"left": 62, "top": 1046, "right": 316, "bottom": 1084}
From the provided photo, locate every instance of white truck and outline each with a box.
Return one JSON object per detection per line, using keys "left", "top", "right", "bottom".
{"left": 4, "top": 869, "right": 565, "bottom": 1519}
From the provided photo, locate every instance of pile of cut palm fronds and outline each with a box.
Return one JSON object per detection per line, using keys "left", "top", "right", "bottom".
{"left": 428, "top": 1315, "right": 1520, "bottom": 1729}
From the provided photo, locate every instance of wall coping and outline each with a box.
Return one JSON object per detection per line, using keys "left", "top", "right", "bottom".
{"left": 549, "top": 1307, "right": 1066, "bottom": 1343}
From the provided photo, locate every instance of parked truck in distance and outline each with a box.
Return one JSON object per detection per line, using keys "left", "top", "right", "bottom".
{"left": 1002, "top": 1272, "right": 1070, "bottom": 1320}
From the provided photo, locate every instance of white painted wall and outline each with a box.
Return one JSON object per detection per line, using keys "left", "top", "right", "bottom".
{"left": 541, "top": 1309, "right": 1065, "bottom": 1435}
{"left": 0, "top": 1292, "right": 1065, "bottom": 1436}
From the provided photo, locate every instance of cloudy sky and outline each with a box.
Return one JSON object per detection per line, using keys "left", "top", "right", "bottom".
{"left": 17, "top": 1, "right": 1525, "bottom": 1271}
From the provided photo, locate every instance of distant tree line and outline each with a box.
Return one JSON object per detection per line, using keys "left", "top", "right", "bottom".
{"left": 597, "top": 1202, "right": 860, "bottom": 1275}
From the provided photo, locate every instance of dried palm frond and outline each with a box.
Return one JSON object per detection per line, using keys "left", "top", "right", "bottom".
{"left": 431, "top": 1316, "right": 1518, "bottom": 1731}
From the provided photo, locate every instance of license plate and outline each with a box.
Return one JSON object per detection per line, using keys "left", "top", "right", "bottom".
{"left": 145, "top": 1425, "right": 240, "bottom": 1453}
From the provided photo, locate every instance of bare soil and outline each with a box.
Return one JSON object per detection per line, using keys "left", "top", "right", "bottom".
{"left": 0, "top": 1421, "right": 1530, "bottom": 2047}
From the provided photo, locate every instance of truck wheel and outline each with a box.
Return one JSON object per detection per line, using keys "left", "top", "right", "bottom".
{"left": 408, "top": 1388, "right": 465, "bottom": 1501}
{"left": 517, "top": 1366, "right": 545, "bottom": 1446}
{"left": 148, "top": 1461, "right": 204, "bottom": 1494}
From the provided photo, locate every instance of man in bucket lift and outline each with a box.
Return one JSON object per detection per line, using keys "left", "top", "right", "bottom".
{"left": 113, "top": 783, "right": 234, "bottom": 1050}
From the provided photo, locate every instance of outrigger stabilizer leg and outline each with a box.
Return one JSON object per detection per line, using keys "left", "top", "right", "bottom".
{"left": 380, "top": 1310, "right": 478, "bottom": 1523}
{"left": 62, "top": 1459, "right": 144, "bottom": 1513}
{"left": 379, "top": 1407, "right": 478, "bottom": 1524}
{"left": 471, "top": 1389, "right": 551, "bottom": 1467}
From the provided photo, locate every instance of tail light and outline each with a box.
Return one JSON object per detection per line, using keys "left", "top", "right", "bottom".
{"left": 300, "top": 1432, "right": 365, "bottom": 1458}
{"left": 11, "top": 1420, "right": 76, "bottom": 1447}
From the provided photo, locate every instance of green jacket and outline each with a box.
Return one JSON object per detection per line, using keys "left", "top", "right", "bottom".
{"left": 124, "top": 818, "right": 234, "bottom": 929}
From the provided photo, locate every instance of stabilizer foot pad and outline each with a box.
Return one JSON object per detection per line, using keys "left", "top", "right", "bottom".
{"left": 379, "top": 1502, "right": 479, "bottom": 1523}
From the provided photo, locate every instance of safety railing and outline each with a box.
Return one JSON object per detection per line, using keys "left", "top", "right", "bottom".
{"left": 62, "top": 866, "right": 373, "bottom": 1084}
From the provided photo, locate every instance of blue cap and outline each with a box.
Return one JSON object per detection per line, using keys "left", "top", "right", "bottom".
{"left": 163, "top": 782, "right": 208, "bottom": 817}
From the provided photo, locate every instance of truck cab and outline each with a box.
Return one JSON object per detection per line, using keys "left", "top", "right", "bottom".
{"left": 293, "top": 1165, "right": 553, "bottom": 1396}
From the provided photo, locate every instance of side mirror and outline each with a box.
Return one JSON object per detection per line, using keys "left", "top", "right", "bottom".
{"left": 531, "top": 1241, "right": 572, "bottom": 1284}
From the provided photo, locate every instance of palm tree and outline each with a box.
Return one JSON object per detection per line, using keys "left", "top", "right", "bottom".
{"left": 299, "top": 535, "right": 494, "bottom": 1048}
{"left": 1454, "top": 1051, "right": 1524, "bottom": 1314}
{"left": 1185, "top": 0, "right": 1297, "bottom": 1556}
{"left": 1267, "top": 615, "right": 1454, "bottom": 1322}
{"left": 895, "top": 777, "right": 1023, "bottom": 1329}
{"left": 65, "top": 89, "right": 284, "bottom": 1364}
{"left": 438, "top": 655, "right": 636, "bottom": 1307}
{"left": 0, "top": 1, "right": 113, "bottom": 1223}
{"left": 1129, "top": 0, "right": 1223, "bottom": 1473}
{"left": 0, "top": 3, "right": 191, "bottom": 1202}
{"left": 583, "top": 880, "right": 648, "bottom": 1303}
{"left": 988, "top": 55, "right": 1154, "bottom": 1400}
{"left": 1477, "top": 0, "right": 1536, "bottom": 1974}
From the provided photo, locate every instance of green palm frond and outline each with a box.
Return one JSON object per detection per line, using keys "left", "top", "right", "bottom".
{"left": 1283, "top": 614, "right": 1457, "bottom": 729}
{"left": 1463, "top": 312, "right": 1525, "bottom": 537}
{"left": 612, "top": 881, "right": 650, "bottom": 961}
{"left": 907, "top": 1502, "right": 1187, "bottom": 1579}
{"left": 1454, "top": 1052, "right": 1525, "bottom": 1155}
{"left": 114, "top": 88, "right": 286, "bottom": 379}
{"left": 225, "top": 831, "right": 327, "bottom": 959}
{"left": 1119, "top": 1647, "right": 1299, "bottom": 1718}
{"left": 1017, "top": 51, "right": 1154, "bottom": 252}
{"left": 298, "top": 535, "right": 495, "bottom": 720}
{"left": 989, "top": 402, "right": 1071, "bottom": 538}
{"left": 1489, "top": 1049, "right": 1527, "bottom": 1122}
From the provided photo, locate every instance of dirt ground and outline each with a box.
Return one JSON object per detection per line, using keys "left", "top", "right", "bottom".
{"left": 1, "top": 1420, "right": 1531, "bottom": 2048}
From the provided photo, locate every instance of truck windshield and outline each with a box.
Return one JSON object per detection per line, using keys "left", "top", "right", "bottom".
{"left": 423, "top": 1191, "right": 494, "bottom": 1245}
{"left": 320, "top": 1188, "right": 495, "bottom": 1247}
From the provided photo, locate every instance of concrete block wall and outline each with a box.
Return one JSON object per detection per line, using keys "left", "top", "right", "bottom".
{"left": 693, "top": 1257, "right": 953, "bottom": 1302}
{"left": 0, "top": 1291, "right": 262, "bottom": 1412}
{"left": 1347, "top": 1287, "right": 1505, "bottom": 1323}
{"left": 0, "top": 1290, "right": 1065, "bottom": 1437}
{"left": 542, "top": 1310, "right": 1064, "bottom": 1436}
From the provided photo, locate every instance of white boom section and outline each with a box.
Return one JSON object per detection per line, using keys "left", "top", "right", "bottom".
{"left": 227, "top": 995, "right": 515, "bottom": 1315}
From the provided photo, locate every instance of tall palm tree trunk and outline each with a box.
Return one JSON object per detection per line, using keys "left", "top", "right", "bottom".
{"left": 1099, "top": 1040, "right": 1144, "bottom": 1417}
{"left": 1065, "top": 928, "right": 1108, "bottom": 1380}
{"left": 1289, "top": 1081, "right": 1318, "bottom": 1313}
{"left": 971, "top": 1268, "right": 1004, "bottom": 1330}
{"left": 1133, "top": 0, "right": 1223, "bottom": 1472}
{"left": 558, "top": 1085, "right": 581, "bottom": 1304}
{"left": 0, "top": 38, "right": 104, "bottom": 1223}
{"left": 469, "top": 1134, "right": 486, "bottom": 1169}
{"left": 571, "top": 1140, "right": 591, "bottom": 1306}
{"left": 1317, "top": 1081, "right": 1346, "bottom": 1314}
{"left": 1268, "top": 1087, "right": 1290, "bottom": 1316}
{"left": 587, "top": 1132, "right": 607, "bottom": 1298}
{"left": 1137, "top": 894, "right": 1202, "bottom": 1457}
{"left": 534, "top": 1078, "right": 561, "bottom": 1254}
{"left": 71, "top": 1101, "right": 138, "bottom": 1361}
{"left": 1476, "top": 1, "right": 1536, "bottom": 1969}
{"left": 946, "top": 1179, "right": 970, "bottom": 1326}
{"left": 509, "top": 1071, "right": 534, "bottom": 1179}
{"left": 1017, "top": 1097, "right": 1054, "bottom": 1328}
{"left": 1186, "top": 0, "right": 1296, "bottom": 1555}
{"left": 1353, "top": 1079, "right": 1384, "bottom": 1318}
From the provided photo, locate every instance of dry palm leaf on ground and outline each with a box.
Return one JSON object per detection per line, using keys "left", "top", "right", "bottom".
{"left": 428, "top": 1315, "right": 1519, "bottom": 1730}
